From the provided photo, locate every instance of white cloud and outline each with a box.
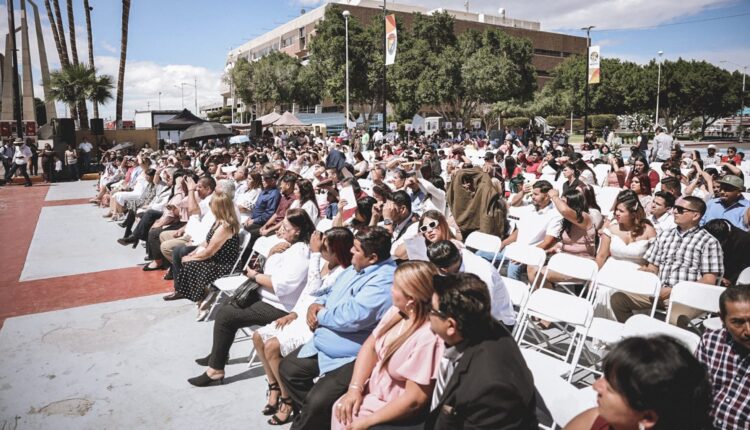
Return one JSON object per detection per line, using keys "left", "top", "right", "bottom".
{"left": 93, "top": 56, "right": 223, "bottom": 121}
{"left": 100, "top": 40, "right": 117, "bottom": 54}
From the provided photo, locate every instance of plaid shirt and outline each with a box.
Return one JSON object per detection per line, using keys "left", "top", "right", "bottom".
{"left": 644, "top": 226, "right": 724, "bottom": 287}
{"left": 696, "top": 328, "right": 750, "bottom": 429}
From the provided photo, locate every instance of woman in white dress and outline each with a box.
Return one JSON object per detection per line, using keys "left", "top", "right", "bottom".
{"left": 252, "top": 227, "right": 354, "bottom": 424}
{"left": 289, "top": 179, "right": 320, "bottom": 225}
{"left": 594, "top": 190, "right": 656, "bottom": 319}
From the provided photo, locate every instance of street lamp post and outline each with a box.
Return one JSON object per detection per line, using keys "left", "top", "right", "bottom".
{"left": 655, "top": 51, "right": 664, "bottom": 130}
{"left": 721, "top": 60, "right": 748, "bottom": 143}
{"left": 226, "top": 62, "right": 235, "bottom": 124}
{"left": 581, "top": 26, "right": 594, "bottom": 141}
{"left": 343, "top": 10, "right": 351, "bottom": 131}
{"left": 175, "top": 83, "right": 185, "bottom": 109}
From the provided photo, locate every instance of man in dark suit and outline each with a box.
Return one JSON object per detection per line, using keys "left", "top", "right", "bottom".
{"left": 426, "top": 272, "right": 538, "bottom": 429}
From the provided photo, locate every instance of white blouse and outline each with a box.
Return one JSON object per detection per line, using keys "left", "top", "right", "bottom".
{"left": 259, "top": 242, "right": 311, "bottom": 312}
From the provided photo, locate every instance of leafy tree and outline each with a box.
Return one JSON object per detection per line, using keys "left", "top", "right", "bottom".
{"left": 48, "top": 64, "right": 114, "bottom": 122}
{"left": 546, "top": 115, "right": 566, "bottom": 128}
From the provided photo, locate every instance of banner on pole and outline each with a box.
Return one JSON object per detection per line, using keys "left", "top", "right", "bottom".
{"left": 385, "top": 14, "right": 397, "bottom": 66}
{"left": 588, "top": 45, "right": 600, "bottom": 84}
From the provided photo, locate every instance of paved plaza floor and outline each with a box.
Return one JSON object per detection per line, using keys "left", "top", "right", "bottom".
{"left": 0, "top": 181, "right": 286, "bottom": 429}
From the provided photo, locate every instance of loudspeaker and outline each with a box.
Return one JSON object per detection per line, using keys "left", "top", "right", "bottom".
{"left": 90, "top": 118, "right": 104, "bottom": 135}
{"left": 251, "top": 120, "right": 262, "bottom": 138}
{"left": 24, "top": 121, "right": 37, "bottom": 137}
{"left": 56, "top": 118, "right": 76, "bottom": 146}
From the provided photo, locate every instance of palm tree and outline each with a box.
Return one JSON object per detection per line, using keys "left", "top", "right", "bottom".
{"left": 83, "top": 0, "right": 98, "bottom": 118}
{"left": 44, "top": 0, "right": 66, "bottom": 66}
{"left": 51, "top": 0, "right": 69, "bottom": 65}
{"left": 48, "top": 64, "right": 113, "bottom": 118}
{"left": 88, "top": 74, "right": 114, "bottom": 109}
{"left": 66, "top": 0, "right": 78, "bottom": 64}
{"left": 115, "top": 0, "right": 130, "bottom": 127}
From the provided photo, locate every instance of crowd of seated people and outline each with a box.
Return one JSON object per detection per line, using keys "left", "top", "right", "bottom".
{"left": 85, "top": 126, "right": 750, "bottom": 428}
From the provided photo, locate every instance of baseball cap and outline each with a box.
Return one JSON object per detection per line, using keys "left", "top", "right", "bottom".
{"left": 718, "top": 175, "right": 744, "bottom": 190}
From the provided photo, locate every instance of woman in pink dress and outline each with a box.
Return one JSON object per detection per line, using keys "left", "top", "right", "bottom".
{"left": 331, "top": 261, "right": 443, "bottom": 430}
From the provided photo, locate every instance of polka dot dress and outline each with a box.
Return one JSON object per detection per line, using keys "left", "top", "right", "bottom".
{"left": 177, "top": 222, "right": 240, "bottom": 302}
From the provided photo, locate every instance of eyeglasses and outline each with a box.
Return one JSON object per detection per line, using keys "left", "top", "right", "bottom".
{"left": 673, "top": 205, "right": 698, "bottom": 214}
{"left": 419, "top": 220, "right": 439, "bottom": 233}
{"left": 429, "top": 307, "right": 448, "bottom": 319}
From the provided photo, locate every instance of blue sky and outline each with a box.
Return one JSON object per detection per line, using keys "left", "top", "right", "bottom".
{"left": 2, "top": 0, "right": 749, "bottom": 121}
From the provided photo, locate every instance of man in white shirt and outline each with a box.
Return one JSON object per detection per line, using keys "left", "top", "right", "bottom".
{"left": 78, "top": 138, "right": 93, "bottom": 175}
{"left": 428, "top": 240, "right": 516, "bottom": 328}
{"left": 502, "top": 180, "right": 563, "bottom": 279}
{"left": 648, "top": 191, "right": 677, "bottom": 234}
{"left": 372, "top": 128, "right": 384, "bottom": 146}
{"left": 703, "top": 145, "right": 721, "bottom": 168}
{"left": 652, "top": 127, "right": 674, "bottom": 162}
{"left": 4, "top": 138, "right": 33, "bottom": 187}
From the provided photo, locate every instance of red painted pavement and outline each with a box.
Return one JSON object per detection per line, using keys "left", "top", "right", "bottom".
{"left": 0, "top": 183, "right": 171, "bottom": 328}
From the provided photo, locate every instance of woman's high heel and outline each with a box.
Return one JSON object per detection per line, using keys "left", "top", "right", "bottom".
{"left": 268, "top": 397, "right": 295, "bottom": 425}
{"left": 262, "top": 382, "right": 281, "bottom": 415}
{"left": 187, "top": 371, "right": 224, "bottom": 387}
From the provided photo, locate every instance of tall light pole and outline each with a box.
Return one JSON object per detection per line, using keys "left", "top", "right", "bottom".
{"left": 581, "top": 25, "right": 594, "bottom": 141}
{"left": 655, "top": 50, "right": 664, "bottom": 130}
{"left": 175, "top": 83, "right": 185, "bottom": 109}
{"left": 721, "top": 60, "right": 748, "bottom": 143}
{"left": 158, "top": 92, "right": 162, "bottom": 110}
{"left": 343, "top": 10, "right": 351, "bottom": 131}
{"left": 226, "top": 62, "right": 235, "bottom": 124}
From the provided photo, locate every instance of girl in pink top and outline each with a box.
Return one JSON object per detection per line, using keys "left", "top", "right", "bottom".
{"left": 332, "top": 261, "right": 444, "bottom": 430}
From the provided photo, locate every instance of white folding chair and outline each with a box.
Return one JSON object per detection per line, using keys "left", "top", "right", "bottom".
{"left": 515, "top": 289, "right": 594, "bottom": 382}
{"left": 539, "top": 253, "right": 599, "bottom": 299}
{"left": 666, "top": 281, "right": 724, "bottom": 329}
{"left": 737, "top": 267, "right": 750, "bottom": 285}
{"left": 229, "top": 230, "right": 252, "bottom": 274}
{"left": 528, "top": 361, "right": 596, "bottom": 430}
{"left": 497, "top": 243, "right": 547, "bottom": 311}
{"left": 585, "top": 269, "right": 661, "bottom": 344}
{"left": 594, "top": 186, "right": 622, "bottom": 216}
{"left": 621, "top": 314, "right": 701, "bottom": 353}
{"left": 465, "top": 231, "right": 502, "bottom": 265}
{"left": 593, "top": 164, "right": 611, "bottom": 187}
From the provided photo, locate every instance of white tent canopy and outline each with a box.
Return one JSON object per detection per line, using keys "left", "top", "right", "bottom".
{"left": 257, "top": 111, "right": 282, "bottom": 126}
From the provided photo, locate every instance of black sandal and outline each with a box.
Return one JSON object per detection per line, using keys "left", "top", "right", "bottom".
{"left": 262, "top": 382, "right": 281, "bottom": 415}
{"left": 268, "top": 397, "right": 295, "bottom": 425}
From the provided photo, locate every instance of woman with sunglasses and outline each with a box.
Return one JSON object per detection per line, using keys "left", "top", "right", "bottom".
{"left": 331, "top": 261, "right": 442, "bottom": 430}
{"left": 392, "top": 210, "right": 462, "bottom": 261}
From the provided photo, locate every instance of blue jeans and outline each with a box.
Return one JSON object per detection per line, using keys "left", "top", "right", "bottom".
{"left": 475, "top": 249, "right": 524, "bottom": 281}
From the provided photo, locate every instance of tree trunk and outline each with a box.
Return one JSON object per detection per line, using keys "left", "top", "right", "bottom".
{"left": 44, "top": 0, "right": 66, "bottom": 66}
{"left": 51, "top": 0, "right": 69, "bottom": 65}
{"left": 115, "top": 0, "right": 131, "bottom": 126}
{"left": 83, "top": 0, "right": 97, "bottom": 118}
{"left": 66, "top": 0, "right": 78, "bottom": 64}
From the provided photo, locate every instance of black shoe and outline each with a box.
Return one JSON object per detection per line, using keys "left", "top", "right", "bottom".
{"left": 262, "top": 382, "right": 281, "bottom": 415}
{"left": 24, "top": 183, "right": 32, "bottom": 187}
{"left": 117, "top": 236, "right": 137, "bottom": 246}
{"left": 163, "top": 269, "right": 174, "bottom": 281}
{"left": 187, "top": 371, "right": 223, "bottom": 387}
{"left": 144, "top": 256, "right": 153, "bottom": 261}
{"left": 118, "top": 221, "right": 127, "bottom": 228}
{"left": 268, "top": 397, "right": 295, "bottom": 425}
{"left": 142, "top": 264, "right": 165, "bottom": 272}
{"left": 162, "top": 291, "right": 185, "bottom": 301}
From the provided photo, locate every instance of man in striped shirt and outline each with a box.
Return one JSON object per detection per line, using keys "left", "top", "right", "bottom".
{"left": 696, "top": 284, "right": 750, "bottom": 430}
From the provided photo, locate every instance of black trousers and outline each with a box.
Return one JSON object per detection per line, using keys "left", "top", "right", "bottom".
{"left": 131, "top": 209, "right": 163, "bottom": 241}
{"left": 280, "top": 347, "right": 355, "bottom": 430}
{"left": 146, "top": 223, "right": 182, "bottom": 261}
{"left": 171, "top": 244, "right": 197, "bottom": 285}
{"left": 5, "top": 163, "right": 31, "bottom": 185}
{"left": 208, "top": 298, "right": 287, "bottom": 370}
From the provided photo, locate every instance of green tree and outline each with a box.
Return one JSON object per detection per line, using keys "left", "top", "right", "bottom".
{"left": 48, "top": 64, "right": 114, "bottom": 120}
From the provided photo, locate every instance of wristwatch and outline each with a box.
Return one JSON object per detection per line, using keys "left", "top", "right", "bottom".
{"left": 383, "top": 219, "right": 393, "bottom": 226}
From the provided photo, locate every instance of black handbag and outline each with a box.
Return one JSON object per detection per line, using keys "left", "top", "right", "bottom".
{"left": 231, "top": 278, "right": 262, "bottom": 308}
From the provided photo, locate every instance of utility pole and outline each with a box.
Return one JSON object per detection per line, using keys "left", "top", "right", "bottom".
{"left": 194, "top": 76, "right": 198, "bottom": 116}
{"left": 158, "top": 91, "right": 162, "bottom": 110}
{"left": 655, "top": 51, "right": 663, "bottom": 130}
{"left": 382, "top": 0, "right": 387, "bottom": 135}
{"left": 343, "top": 10, "right": 350, "bottom": 130}
{"left": 581, "top": 25, "right": 594, "bottom": 141}
{"left": 8, "top": 0, "right": 23, "bottom": 139}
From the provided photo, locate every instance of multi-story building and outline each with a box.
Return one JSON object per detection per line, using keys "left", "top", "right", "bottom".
{"left": 221, "top": 0, "right": 586, "bottom": 126}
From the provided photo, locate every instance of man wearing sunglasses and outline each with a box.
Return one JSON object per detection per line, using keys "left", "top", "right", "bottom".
{"left": 426, "top": 272, "right": 537, "bottom": 429}
{"left": 701, "top": 175, "right": 750, "bottom": 232}
{"left": 427, "top": 240, "right": 515, "bottom": 328}
{"left": 612, "top": 196, "right": 724, "bottom": 327}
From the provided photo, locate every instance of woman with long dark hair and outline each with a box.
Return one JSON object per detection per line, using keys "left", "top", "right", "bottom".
{"left": 564, "top": 336, "right": 712, "bottom": 430}
{"left": 290, "top": 178, "right": 320, "bottom": 224}
{"left": 629, "top": 172, "right": 654, "bottom": 213}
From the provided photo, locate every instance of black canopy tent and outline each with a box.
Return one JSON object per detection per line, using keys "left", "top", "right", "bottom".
{"left": 156, "top": 109, "right": 204, "bottom": 131}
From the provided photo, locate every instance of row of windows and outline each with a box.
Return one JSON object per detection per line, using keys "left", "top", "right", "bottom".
{"left": 534, "top": 48, "right": 574, "bottom": 58}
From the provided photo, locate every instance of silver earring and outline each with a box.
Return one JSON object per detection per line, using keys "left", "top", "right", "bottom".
{"left": 638, "top": 423, "right": 645, "bottom": 430}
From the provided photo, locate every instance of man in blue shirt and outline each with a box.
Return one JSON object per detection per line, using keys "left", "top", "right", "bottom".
{"left": 243, "top": 169, "right": 281, "bottom": 233}
{"left": 280, "top": 227, "right": 396, "bottom": 430}
{"left": 701, "top": 175, "right": 750, "bottom": 232}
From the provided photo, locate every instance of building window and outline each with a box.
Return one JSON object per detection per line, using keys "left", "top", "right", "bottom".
{"left": 322, "top": 105, "right": 343, "bottom": 113}
{"left": 534, "top": 48, "right": 575, "bottom": 58}
{"left": 281, "top": 35, "right": 296, "bottom": 48}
